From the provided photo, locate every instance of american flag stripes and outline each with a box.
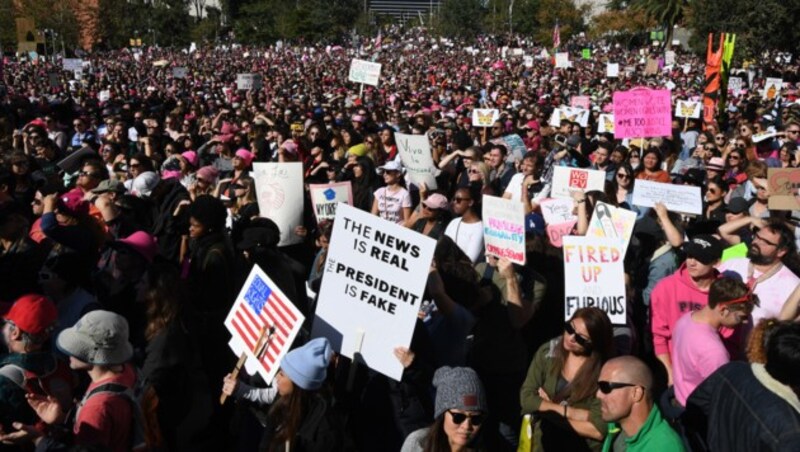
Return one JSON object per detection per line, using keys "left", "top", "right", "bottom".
{"left": 553, "top": 21, "right": 561, "bottom": 50}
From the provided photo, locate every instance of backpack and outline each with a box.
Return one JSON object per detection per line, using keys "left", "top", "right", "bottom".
{"left": 0, "top": 359, "right": 76, "bottom": 408}
{"left": 74, "top": 376, "right": 164, "bottom": 452}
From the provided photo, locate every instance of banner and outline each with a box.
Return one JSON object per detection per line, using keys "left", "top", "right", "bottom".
{"left": 632, "top": 179, "right": 702, "bottom": 215}
{"left": 607, "top": 63, "right": 619, "bottom": 78}
{"left": 482, "top": 195, "right": 526, "bottom": 265}
{"left": 585, "top": 201, "right": 637, "bottom": 255}
{"left": 703, "top": 34, "right": 725, "bottom": 124}
{"left": 763, "top": 78, "right": 782, "bottom": 101}
{"left": 309, "top": 182, "right": 353, "bottom": 223}
{"left": 472, "top": 109, "right": 499, "bottom": 127}
{"left": 225, "top": 265, "right": 304, "bottom": 383}
{"left": 598, "top": 114, "right": 615, "bottom": 134}
{"left": 612, "top": 89, "right": 672, "bottom": 138}
{"left": 236, "top": 73, "right": 263, "bottom": 90}
{"left": 563, "top": 236, "right": 626, "bottom": 325}
{"left": 675, "top": 100, "right": 702, "bottom": 119}
{"left": 252, "top": 162, "right": 304, "bottom": 246}
{"left": 767, "top": 168, "right": 800, "bottom": 210}
{"left": 348, "top": 59, "right": 382, "bottom": 86}
{"left": 311, "top": 203, "right": 436, "bottom": 380}
{"left": 551, "top": 167, "right": 607, "bottom": 199}
{"left": 395, "top": 132, "right": 438, "bottom": 189}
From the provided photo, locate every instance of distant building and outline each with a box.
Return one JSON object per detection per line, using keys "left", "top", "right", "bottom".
{"left": 13, "top": 0, "right": 99, "bottom": 51}
{"left": 369, "top": 0, "right": 442, "bottom": 24}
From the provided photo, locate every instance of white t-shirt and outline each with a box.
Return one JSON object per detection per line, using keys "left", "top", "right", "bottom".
{"left": 444, "top": 218, "right": 484, "bottom": 263}
{"left": 373, "top": 186, "right": 412, "bottom": 224}
{"left": 718, "top": 257, "right": 800, "bottom": 324}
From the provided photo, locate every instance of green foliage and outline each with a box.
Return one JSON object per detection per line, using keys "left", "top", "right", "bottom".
{"left": 0, "top": 0, "right": 15, "bottom": 51}
{"left": 533, "top": 0, "right": 587, "bottom": 46}
{"left": 436, "top": 0, "right": 486, "bottom": 38}
{"left": 631, "top": 0, "right": 688, "bottom": 45}
{"left": 512, "top": 0, "right": 541, "bottom": 36}
{"left": 232, "top": 0, "right": 361, "bottom": 44}
{"left": 96, "top": 0, "right": 192, "bottom": 48}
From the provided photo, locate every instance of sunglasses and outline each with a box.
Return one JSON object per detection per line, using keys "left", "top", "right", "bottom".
{"left": 728, "top": 155, "right": 740, "bottom": 160}
{"left": 447, "top": 410, "right": 485, "bottom": 426}
{"left": 616, "top": 173, "right": 630, "bottom": 180}
{"left": 231, "top": 184, "right": 245, "bottom": 190}
{"left": 79, "top": 171, "right": 100, "bottom": 178}
{"left": 788, "top": 130, "right": 800, "bottom": 134}
{"left": 564, "top": 321, "right": 592, "bottom": 348}
{"left": 468, "top": 169, "right": 480, "bottom": 174}
{"left": 597, "top": 381, "right": 638, "bottom": 394}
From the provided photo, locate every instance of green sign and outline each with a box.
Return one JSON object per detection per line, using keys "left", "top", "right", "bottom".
{"left": 582, "top": 48, "right": 591, "bottom": 59}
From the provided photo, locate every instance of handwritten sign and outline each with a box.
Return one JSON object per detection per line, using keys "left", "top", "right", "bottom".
{"left": 396, "top": 132, "right": 438, "bottom": 189}
{"left": 252, "top": 162, "right": 303, "bottom": 246}
{"left": 472, "top": 109, "right": 499, "bottom": 127}
{"left": 547, "top": 221, "right": 577, "bottom": 248}
{"left": 309, "top": 182, "right": 353, "bottom": 223}
{"left": 675, "top": 100, "right": 702, "bottom": 119}
{"left": 348, "top": 59, "right": 382, "bottom": 86}
{"left": 563, "top": 236, "right": 626, "bottom": 325}
{"left": 311, "top": 203, "right": 436, "bottom": 380}
{"left": 555, "top": 52, "right": 570, "bottom": 68}
{"left": 632, "top": 179, "right": 702, "bottom": 215}
{"left": 767, "top": 168, "right": 800, "bottom": 210}
{"left": 585, "top": 202, "right": 637, "bottom": 255}
{"left": 612, "top": 89, "right": 672, "bottom": 138}
{"left": 482, "top": 195, "right": 526, "bottom": 265}
{"left": 551, "top": 167, "right": 607, "bottom": 199}
{"left": 236, "top": 73, "right": 263, "bottom": 90}
{"left": 728, "top": 76, "right": 743, "bottom": 95}
{"left": 607, "top": 63, "right": 619, "bottom": 78}
{"left": 539, "top": 198, "right": 577, "bottom": 225}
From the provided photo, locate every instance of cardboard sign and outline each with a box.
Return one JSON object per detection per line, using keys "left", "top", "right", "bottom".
{"left": 767, "top": 168, "right": 800, "bottom": 210}
{"left": 472, "top": 109, "right": 499, "bottom": 127}
{"left": 763, "top": 78, "right": 782, "bottom": 100}
{"left": 598, "top": 114, "right": 615, "bottom": 134}
{"left": 644, "top": 59, "right": 659, "bottom": 75}
{"left": 309, "top": 182, "right": 353, "bottom": 223}
{"left": 728, "top": 76, "right": 743, "bottom": 94}
{"left": 607, "top": 63, "right": 619, "bottom": 78}
{"left": 585, "top": 201, "right": 637, "bottom": 255}
{"left": 311, "top": 203, "right": 436, "bottom": 380}
{"left": 547, "top": 221, "right": 577, "bottom": 248}
{"left": 675, "top": 100, "right": 702, "bottom": 119}
{"left": 172, "top": 67, "right": 188, "bottom": 79}
{"left": 539, "top": 198, "right": 577, "bottom": 225}
{"left": 62, "top": 58, "right": 83, "bottom": 72}
{"left": 570, "top": 96, "right": 591, "bottom": 110}
{"left": 632, "top": 179, "right": 702, "bottom": 215}
{"left": 236, "top": 73, "right": 263, "bottom": 90}
{"left": 225, "top": 265, "right": 304, "bottom": 383}
{"left": 555, "top": 52, "right": 570, "bottom": 68}
{"left": 396, "top": 132, "right": 438, "bottom": 189}
{"left": 612, "top": 89, "right": 672, "bottom": 138}
{"left": 252, "top": 162, "right": 304, "bottom": 246}
{"left": 482, "top": 195, "right": 526, "bottom": 265}
{"left": 563, "top": 236, "right": 626, "bottom": 325}
{"left": 348, "top": 59, "right": 382, "bottom": 86}
{"left": 551, "top": 167, "right": 607, "bottom": 199}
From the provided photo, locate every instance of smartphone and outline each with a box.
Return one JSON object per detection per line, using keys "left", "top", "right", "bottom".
{"left": 554, "top": 134, "right": 567, "bottom": 146}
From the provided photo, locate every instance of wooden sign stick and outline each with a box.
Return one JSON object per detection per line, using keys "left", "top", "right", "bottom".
{"left": 220, "top": 325, "right": 273, "bottom": 405}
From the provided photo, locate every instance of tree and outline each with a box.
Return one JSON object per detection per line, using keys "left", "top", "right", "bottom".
{"left": 631, "top": 0, "right": 688, "bottom": 48}
{"left": 589, "top": 7, "right": 654, "bottom": 42}
{"left": 512, "top": 0, "right": 540, "bottom": 36}
{"left": 436, "top": 0, "right": 486, "bottom": 38}
{"left": 533, "top": 0, "right": 586, "bottom": 46}
{"left": 0, "top": 0, "right": 15, "bottom": 52}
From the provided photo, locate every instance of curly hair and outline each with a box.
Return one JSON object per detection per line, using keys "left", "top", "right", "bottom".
{"left": 746, "top": 318, "right": 785, "bottom": 364}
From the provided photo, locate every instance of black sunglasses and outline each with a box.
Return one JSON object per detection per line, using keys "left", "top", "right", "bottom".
{"left": 598, "top": 381, "right": 639, "bottom": 394}
{"left": 447, "top": 410, "right": 485, "bottom": 426}
{"left": 564, "top": 322, "right": 592, "bottom": 348}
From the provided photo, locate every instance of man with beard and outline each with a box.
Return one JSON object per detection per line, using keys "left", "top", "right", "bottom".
{"left": 719, "top": 218, "right": 799, "bottom": 324}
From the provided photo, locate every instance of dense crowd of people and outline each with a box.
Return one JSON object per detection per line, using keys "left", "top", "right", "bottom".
{"left": 1, "top": 27, "right": 800, "bottom": 451}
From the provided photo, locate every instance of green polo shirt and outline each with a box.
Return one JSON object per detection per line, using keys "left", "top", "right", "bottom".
{"left": 602, "top": 405, "right": 685, "bottom": 452}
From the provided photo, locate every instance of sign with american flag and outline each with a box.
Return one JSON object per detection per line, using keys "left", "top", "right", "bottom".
{"left": 225, "top": 265, "right": 304, "bottom": 384}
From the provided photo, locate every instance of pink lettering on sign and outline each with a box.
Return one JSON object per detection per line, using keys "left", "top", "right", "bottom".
{"left": 546, "top": 220, "right": 577, "bottom": 248}
{"left": 569, "top": 170, "right": 588, "bottom": 189}
{"left": 612, "top": 89, "right": 672, "bottom": 139}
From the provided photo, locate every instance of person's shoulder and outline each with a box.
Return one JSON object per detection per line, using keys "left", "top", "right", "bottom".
{"left": 401, "top": 427, "right": 429, "bottom": 452}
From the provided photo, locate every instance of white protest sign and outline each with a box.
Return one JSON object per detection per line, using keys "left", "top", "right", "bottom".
{"left": 348, "top": 59, "right": 382, "bottom": 87}
{"left": 236, "top": 73, "right": 263, "bottom": 90}
{"left": 606, "top": 63, "right": 619, "bottom": 78}
{"left": 539, "top": 198, "right": 577, "bottom": 225}
{"left": 585, "top": 201, "right": 637, "bottom": 255}
{"left": 563, "top": 236, "right": 626, "bottom": 325}
{"left": 728, "top": 76, "right": 743, "bottom": 95}
{"left": 675, "top": 100, "right": 702, "bottom": 119}
{"left": 226, "top": 265, "right": 305, "bottom": 383}
{"left": 98, "top": 90, "right": 110, "bottom": 103}
{"left": 632, "top": 179, "right": 702, "bottom": 215}
{"left": 482, "top": 195, "right": 526, "bottom": 265}
{"left": 763, "top": 77, "right": 782, "bottom": 100}
{"left": 73, "top": 69, "right": 83, "bottom": 81}
{"left": 665, "top": 51, "right": 676, "bottom": 66}
{"left": 549, "top": 107, "right": 590, "bottom": 128}
{"left": 752, "top": 131, "right": 778, "bottom": 144}
{"left": 472, "top": 109, "right": 499, "bottom": 128}
{"left": 555, "top": 52, "right": 570, "bottom": 68}
{"left": 396, "top": 132, "right": 438, "bottom": 189}
{"left": 172, "top": 67, "right": 188, "bottom": 79}
{"left": 523, "top": 55, "right": 534, "bottom": 68}
{"left": 62, "top": 58, "right": 83, "bottom": 72}
{"left": 598, "top": 114, "right": 615, "bottom": 134}
{"left": 309, "top": 182, "right": 353, "bottom": 223}
{"left": 551, "top": 167, "right": 607, "bottom": 199}
{"left": 311, "top": 203, "right": 436, "bottom": 380}
{"left": 252, "top": 162, "right": 304, "bottom": 246}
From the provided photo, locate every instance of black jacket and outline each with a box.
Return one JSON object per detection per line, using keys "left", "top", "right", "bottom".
{"left": 261, "top": 393, "right": 345, "bottom": 452}
{"left": 149, "top": 179, "right": 190, "bottom": 262}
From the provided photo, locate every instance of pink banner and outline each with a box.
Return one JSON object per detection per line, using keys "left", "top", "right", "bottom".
{"left": 612, "top": 89, "right": 672, "bottom": 139}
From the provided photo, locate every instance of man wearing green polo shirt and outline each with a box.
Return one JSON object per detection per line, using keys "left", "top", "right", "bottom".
{"left": 597, "top": 356, "right": 685, "bottom": 451}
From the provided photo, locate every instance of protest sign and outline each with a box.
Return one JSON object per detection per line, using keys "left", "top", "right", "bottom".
{"left": 551, "top": 167, "right": 607, "bottom": 199}
{"left": 728, "top": 76, "right": 743, "bottom": 94}
{"left": 644, "top": 59, "right": 659, "bottom": 75}
{"left": 582, "top": 48, "right": 591, "bottom": 59}
{"left": 751, "top": 131, "right": 778, "bottom": 144}
{"left": 632, "top": 179, "right": 702, "bottom": 215}
{"left": 471, "top": 108, "right": 499, "bottom": 127}
{"left": 675, "top": 100, "right": 702, "bottom": 119}
{"left": 539, "top": 198, "right": 577, "bottom": 225}
{"left": 309, "top": 181, "right": 353, "bottom": 223}
{"left": 767, "top": 168, "right": 800, "bottom": 210}
{"left": 598, "top": 114, "right": 615, "bottom": 134}
{"left": 563, "top": 236, "right": 626, "bottom": 325}
{"left": 62, "top": 58, "right": 83, "bottom": 72}
{"left": 348, "top": 59, "right": 382, "bottom": 86}
{"left": 585, "top": 202, "right": 637, "bottom": 255}
{"left": 98, "top": 90, "right": 110, "bottom": 103}
{"left": 570, "top": 96, "right": 591, "bottom": 110}
{"left": 523, "top": 55, "right": 534, "bottom": 68}
{"left": 252, "top": 162, "right": 304, "bottom": 246}
{"left": 311, "top": 203, "right": 436, "bottom": 380}
{"left": 225, "top": 265, "right": 304, "bottom": 383}
{"left": 607, "top": 63, "right": 619, "bottom": 78}
{"left": 236, "top": 73, "right": 263, "bottom": 90}
{"left": 501, "top": 134, "right": 527, "bottom": 162}
{"left": 546, "top": 221, "right": 577, "bottom": 248}
{"left": 549, "top": 106, "right": 590, "bottom": 128}
{"left": 665, "top": 50, "right": 676, "bottom": 66}
{"left": 482, "top": 195, "right": 526, "bottom": 265}
{"left": 172, "top": 66, "right": 188, "bottom": 79}
{"left": 555, "top": 52, "right": 570, "bottom": 68}
{"left": 396, "top": 132, "right": 438, "bottom": 189}
{"left": 763, "top": 78, "right": 782, "bottom": 100}
{"left": 612, "top": 89, "right": 672, "bottom": 138}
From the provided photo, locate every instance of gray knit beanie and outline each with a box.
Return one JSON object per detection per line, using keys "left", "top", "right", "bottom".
{"left": 433, "top": 366, "right": 488, "bottom": 419}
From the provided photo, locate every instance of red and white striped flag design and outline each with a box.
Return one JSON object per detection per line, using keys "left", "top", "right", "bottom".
{"left": 553, "top": 21, "right": 561, "bottom": 49}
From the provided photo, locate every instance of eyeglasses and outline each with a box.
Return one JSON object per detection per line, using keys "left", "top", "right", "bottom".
{"left": 704, "top": 146, "right": 715, "bottom": 151}
{"left": 453, "top": 197, "right": 472, "bottom": 203}
{"left": 231, "top": 184, "right": 245, "bottom": 190}
{"left": 79, "top": 171, "right": 100, "bottom": 178}
{"left": 707, "top": 188, "right": 720, "bottom": 194}
{"left": 598, "top": 381, "right": 639, "bottom": 394}
{"left": 447, "top": 410, "right": 485, "bottom": 426}
{"left": 728, "top": 155, "right": 740, "bottom": 160}
{"left": 468, "top": 169, "right": 479, "bottom": 174}
{"left": 788, "top": 130, "right": 800, "bottom": 135}
{"left": 32, "top": 199, "right": 42, "bottom": 206}
{"left": 753, "top": 232, "right": 779, "bottom": 247}
{"left": 564, "top": 321, "right": 592, "bottom": 348}
{"left": 715, "top": 136, "right": 726, "bottom": 141}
